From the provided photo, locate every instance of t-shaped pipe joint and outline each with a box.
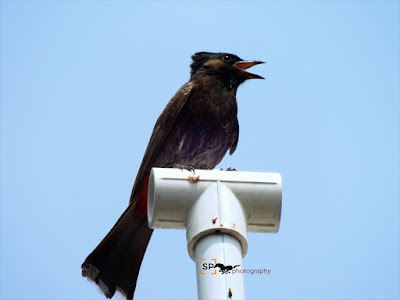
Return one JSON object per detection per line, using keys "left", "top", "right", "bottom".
{"left": 147, "top": 168, "right": 282, "bottom": 260}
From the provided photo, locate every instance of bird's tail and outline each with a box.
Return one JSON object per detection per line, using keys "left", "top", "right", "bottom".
{"left": 82, "top": 202, "right": 153, "bottom": 300}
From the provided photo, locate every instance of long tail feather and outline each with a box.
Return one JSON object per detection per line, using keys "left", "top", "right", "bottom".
{"left": 82, "top": 203, "right": 153, "bottom": 299}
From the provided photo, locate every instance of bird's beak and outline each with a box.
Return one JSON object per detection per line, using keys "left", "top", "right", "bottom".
{"left": 234, "top": 60, "right": 265, "bottom": 79}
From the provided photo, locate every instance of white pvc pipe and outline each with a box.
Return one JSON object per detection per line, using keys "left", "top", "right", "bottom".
{"left": 195, "top": 233, "right": 244, "bottom": 300}
{"left": 186, "top": 180, "right": 248, "bottom": 260}
{"left": 147, "top": 168, "right": 282, "bottom": 299}
{"left": 148, "top": 168, "right": 282, "bottom": 234}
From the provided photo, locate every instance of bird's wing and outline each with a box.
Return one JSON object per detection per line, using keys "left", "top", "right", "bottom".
{"left": 229, "top": 118, "right": 239, "bottom": 155}
{"left": 130, "top": 81, "right": 195, "bottom": 202}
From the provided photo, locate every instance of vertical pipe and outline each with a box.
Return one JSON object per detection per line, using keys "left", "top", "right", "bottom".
{"left": 195, "top": 233, "right": 245, "bottom": 300}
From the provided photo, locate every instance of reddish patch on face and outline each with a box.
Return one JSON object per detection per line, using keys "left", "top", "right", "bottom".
{"left": 135, "top": 175, "right": 149, "bottom": 218}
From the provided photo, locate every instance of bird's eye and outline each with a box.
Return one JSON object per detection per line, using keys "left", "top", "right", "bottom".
{"left": 222, "top": 55, "right": 231, "bottom": 62}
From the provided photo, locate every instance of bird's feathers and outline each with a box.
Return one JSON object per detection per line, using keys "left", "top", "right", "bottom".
{"left": 130, "top": 82, "right": 194, "bottom": 202}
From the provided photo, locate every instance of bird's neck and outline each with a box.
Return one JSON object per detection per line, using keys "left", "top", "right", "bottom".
{"left": 192, "top": 74, "right": 239, "bottom": 95}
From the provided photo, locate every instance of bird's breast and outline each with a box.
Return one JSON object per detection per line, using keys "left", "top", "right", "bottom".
{"left": 158, "top": 83, "right": 238, "bottom": 169}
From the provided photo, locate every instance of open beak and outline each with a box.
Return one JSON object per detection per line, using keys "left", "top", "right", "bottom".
{"left": 234, "top": 60, "right": 265, "bottom": 79}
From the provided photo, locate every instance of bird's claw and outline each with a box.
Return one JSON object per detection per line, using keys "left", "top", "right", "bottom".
{"left": 173, "top": 163, "right": 196, "bottom": 174}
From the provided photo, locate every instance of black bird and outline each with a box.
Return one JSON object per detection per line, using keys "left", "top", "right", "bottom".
{"left": 82, "top": 52, "right": 264, "bottom": 299}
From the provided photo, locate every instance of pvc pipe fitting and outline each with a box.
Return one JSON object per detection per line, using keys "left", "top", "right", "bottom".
{"left": 147, "top": 168, "right": 282, "bottom": 260}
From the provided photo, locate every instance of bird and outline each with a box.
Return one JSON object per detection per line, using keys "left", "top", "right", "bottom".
{"left": 81, "top": 52, "right": 264, "bottom": 300}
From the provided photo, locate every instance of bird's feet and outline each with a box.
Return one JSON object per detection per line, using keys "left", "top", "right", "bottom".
{"left": 220, "top": 167, "right": 237, "bottom": 171}
{"left": 174, "top": 163, "right": 196, "bottom": 174}
{"left": 173, "top": 163, "right": 200, "bottom": 182}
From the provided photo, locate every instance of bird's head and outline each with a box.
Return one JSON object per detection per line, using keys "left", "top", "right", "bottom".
{"left": 190, "top": 52, "right": 264, "bottom": 90}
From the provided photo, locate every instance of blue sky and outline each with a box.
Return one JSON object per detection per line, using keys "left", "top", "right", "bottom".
{"left": 1, "top": 1, "right": 399, "bottom": 299}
